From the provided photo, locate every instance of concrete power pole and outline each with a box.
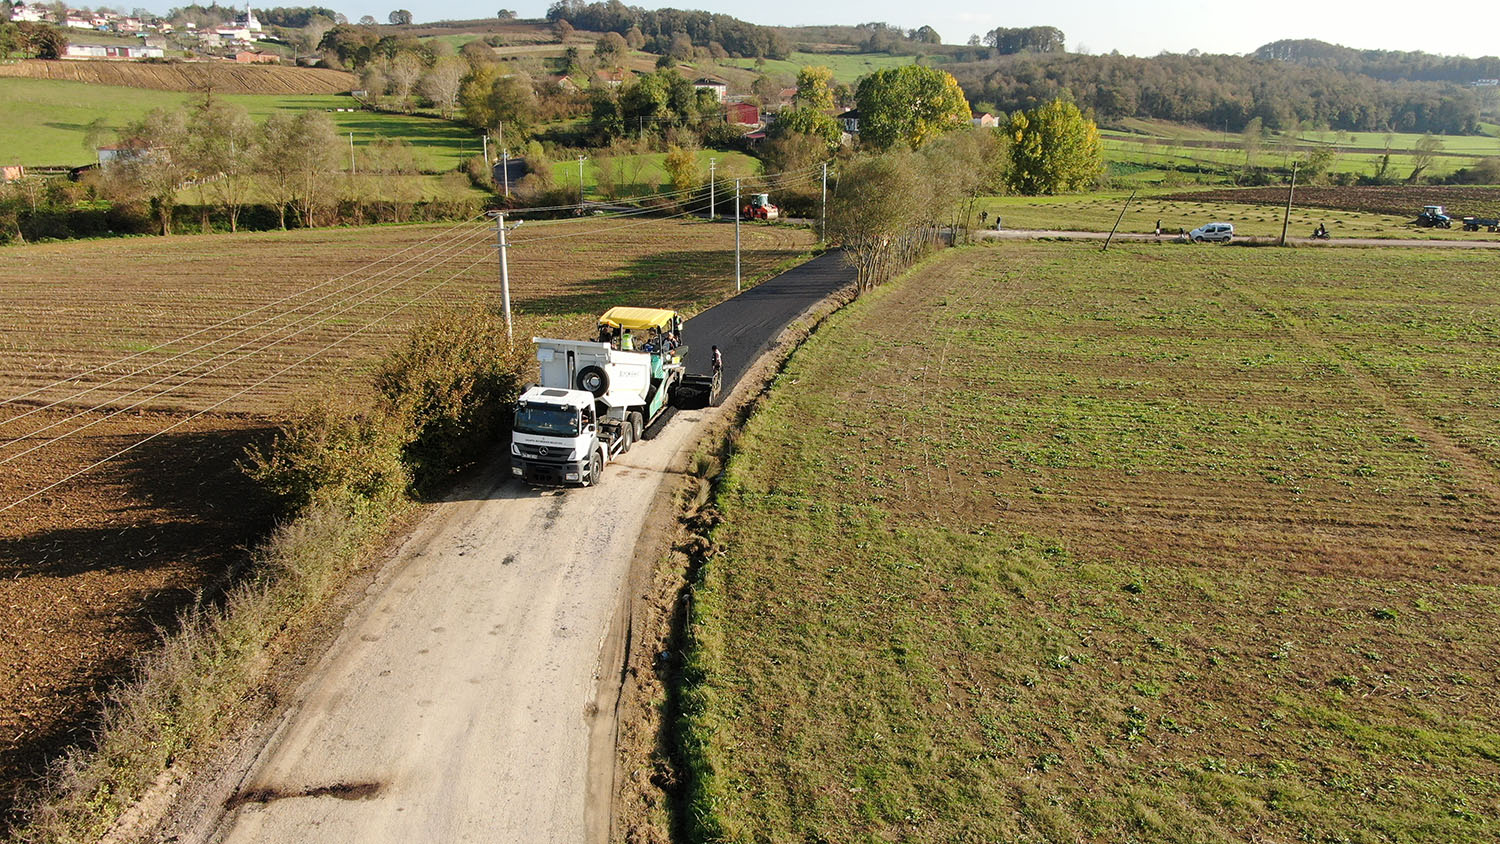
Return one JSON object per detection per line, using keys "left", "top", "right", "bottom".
{"left": 820, "top": 161, "right": 828, "bottom": 243}
{"left": 502, "top": 149, "right": 510, "bottom": 199}
{"left": 709, "top": 157, "right": 717, "bottom": 220}
{"left": 492, "top": 212, "right": 521, "bottom": 345}
{"left": 577, "top": 155, "right": 586, "bottom": 210}
{"left": 734, "top": 178, "right": 741, "bottom": 293}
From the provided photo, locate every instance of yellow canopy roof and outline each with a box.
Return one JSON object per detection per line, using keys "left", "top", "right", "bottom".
{"left": 598, "top": 306, "right": 678, "bottom": 332}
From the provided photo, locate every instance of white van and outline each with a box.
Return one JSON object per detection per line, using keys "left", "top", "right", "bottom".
{"left": 1189, "top": 222, "right": 1234, "bottom": 242}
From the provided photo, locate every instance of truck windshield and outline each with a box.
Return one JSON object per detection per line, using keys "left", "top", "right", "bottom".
{"left": 514, "top": 405, "right": 580, "bottom": 437}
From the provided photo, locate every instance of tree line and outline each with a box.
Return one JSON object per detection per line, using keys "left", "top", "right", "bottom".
{"left": 948, "top": 51, "right": 1483, "bottom": 134}
{"left": 544, "top": 0, "right": 790, "bottom": 59}
{"left": 1253, "top": 39, "right": 1500, "bottom": 85}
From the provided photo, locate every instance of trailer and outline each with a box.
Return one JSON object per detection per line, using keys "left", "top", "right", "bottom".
{"left": 509, "top": 307, "right": 721, "bottom": 486}
{"left": 1460, "top": 216, "right": 1500, "bottom": 232}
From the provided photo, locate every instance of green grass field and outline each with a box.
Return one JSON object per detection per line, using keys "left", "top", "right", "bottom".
{"left": 0, "top": 78, "right": 482, "bottom": 170}
{"left": 546, "top": 148, "right": 761, "bottom": 197}
{"left": 681, "top": 241, "right": 1500, "bottom": 842}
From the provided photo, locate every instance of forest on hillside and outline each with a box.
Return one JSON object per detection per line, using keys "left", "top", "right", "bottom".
{"left": 948, "top": 51, "right": 1484, "bottom": 134}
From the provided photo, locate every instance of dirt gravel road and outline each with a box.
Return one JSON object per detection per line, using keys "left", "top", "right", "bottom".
{"left": 174, "top": 252, "right": 852, "bottom": 844}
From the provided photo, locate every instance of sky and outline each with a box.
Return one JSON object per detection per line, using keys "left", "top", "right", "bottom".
{"left": 296, "top": 0, "right": 1500, "bottom": 59}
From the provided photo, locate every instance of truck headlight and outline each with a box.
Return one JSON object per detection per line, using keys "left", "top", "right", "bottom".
{"left": 510, "top": 443, "right": 520, "bottom": 456}
{"left": 512, "top": 466, "right": 523, "bottom": 476}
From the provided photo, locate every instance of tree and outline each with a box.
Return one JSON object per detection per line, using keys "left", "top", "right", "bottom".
{"left": 497, "top": 8, "right": 515, "bottom": 18}
{"left": 358, "top": 15, "right": 377, "bottom": 26}
{"left": 117, "top": 109, "right": 190, "bottom": 235}
{"left": 663, "top": 143, "right": 698, "bottom": 195}
{"left": 624, "top": 25, "right": 645, "bottom": 50}
{"left": 388, "top": 9, "right": 412, "bottom": 25}
{"left": 1005, "top": 97, "right": 1103, "bottom": 194}
{"left": 827, "top": 153, "right": 927, "bottom": 291}
{"left": 593, "top": 31, "right": 625, "bottom": 64}
{"left": 186, "top": 102, "right": 256, "bottom": 232}
{"left": 769, "top": 108, "right": 840, "bottom": 150}
{"left": 1408, "top": 132, "right": 1443, "bottom": 182}
{"left": 386, "top": 51, "right": 424, "bottom": 111}
{"left": 552, "top": 18, "right": 573, "bottom": 41}
{"left": 793, "top": 65, "right": 834, "bottom": 110}
{"left": 985, "top": 25, "right": 1065, "bottom": 54}
{"left": 459, "top": 64, "right": 537, "bottom": 136}
{"left": 256, "top": 111, "right": 339, "bottom": 229}
{"left": 854, "top": 65, "right": 971, "bottom": 151}
{"left": 910, "top": 25, "right": 941, "bottom": 45}
{"left": 420, "top": 56, "right": 466, "bottom": 119}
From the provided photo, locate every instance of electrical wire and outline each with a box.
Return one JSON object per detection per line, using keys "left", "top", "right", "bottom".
{"left": 0, "top": 213, "right": 492, "bottom": 410}
{"left": 0, "top": 230, "right": 494, "bottom": 462}
{"left": 0, "top": 249, "right": 497, "bottom": 515}
{"left": 0, "top": 221, "right": 494, "bottom": 430}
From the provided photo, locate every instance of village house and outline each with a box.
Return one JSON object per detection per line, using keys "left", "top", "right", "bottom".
{"left": 65, "top": 43, "right": 165, "bottom": 59}
{"left": 725, "top": 101, "right": 760, "bottom": 126}
{"left": 234, "top": 50, "right": 279, "bottom": 63}
{"left": 971, "top": 112, "right": 998, "bottom": 128}
{"left": 693, "top": 78, "right": 728, "bottom": 103}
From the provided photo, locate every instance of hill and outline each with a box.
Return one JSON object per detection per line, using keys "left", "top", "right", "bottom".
{"left": 1253, "top": 39, "right": 1500, "bottom": 85}
{"left": 0, "top": 59, "right": 355, "bottom": 95}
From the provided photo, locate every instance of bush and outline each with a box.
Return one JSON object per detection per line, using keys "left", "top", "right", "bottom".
{"left": 463, "top": 154, "right": 494, "bottom": 190}
{"left": 242, "top": 392, "right": 409, "bottom": 514}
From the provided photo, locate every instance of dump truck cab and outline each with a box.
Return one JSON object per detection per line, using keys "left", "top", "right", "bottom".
{"left": 512, "top": 307, "right": 717, "bottom": 486}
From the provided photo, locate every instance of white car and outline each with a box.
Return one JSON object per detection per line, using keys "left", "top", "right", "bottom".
{"left": 1189, "top": 222, "right": 1234, "bottom": 242}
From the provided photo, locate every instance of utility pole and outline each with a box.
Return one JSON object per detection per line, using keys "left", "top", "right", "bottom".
{"left": 482, "top": 133, "right": 489, "bottom": 167}
{"left": 1102, "top": 190, "right": 1136, "bottom": 252}
{"left": 491, "top": 212, "right": 522, "bottom": 345}
{"left": 578, "top": 155, "right": 586, "bottom": 209}
{"left": 1280, "top": 163, "right": 1298, "bottom": 247}
{"left": 502, "top": 149, "right": 510, "bottom": 198}
{"left": 709, "top": 157, "right": 717, "bottom": 220}
{"left": 820, "top": 161, "right": 828, "bottom": 243}
{"left": 349, "top": 132, "right": 355, "bottom": 175}
{"left": 734, "top": 178, "right": 741, "bottom": 293}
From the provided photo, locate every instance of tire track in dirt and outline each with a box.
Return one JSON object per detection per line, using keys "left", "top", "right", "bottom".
{"left": 1214, "top": 278, "right": 1500, "bottom": 507}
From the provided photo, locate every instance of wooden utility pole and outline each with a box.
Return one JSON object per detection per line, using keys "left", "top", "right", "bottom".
{"left": 1102, "top": 190, "right": 1136, "bottom": 252}
{"left": 1280, "top": 163, "right": 1298, "bottom": 246}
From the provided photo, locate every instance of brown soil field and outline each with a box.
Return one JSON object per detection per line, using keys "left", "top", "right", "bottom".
{"left": 0, "top": 60, "right": 356, "bottom": 94}
{"left": 0, "top": 217, "right": 814, "bottom": 823}
{"left": 1164, "top": 185, "right": 1500, "bottom": 217}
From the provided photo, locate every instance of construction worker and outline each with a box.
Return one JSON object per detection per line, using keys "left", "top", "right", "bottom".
{"left": 620, "top": 330, "right": 634, "bottom": 351}
{"left": 711, "top": 345, "right": 723, "bottom": 374}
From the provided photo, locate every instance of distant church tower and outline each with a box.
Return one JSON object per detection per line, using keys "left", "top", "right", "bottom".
{"left": 243, "top": 2, "right": 262, "bottom": 32}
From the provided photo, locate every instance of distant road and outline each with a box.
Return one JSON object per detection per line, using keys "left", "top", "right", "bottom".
{"left": 977, "top": 229, "right": 1500, "bottom": 249}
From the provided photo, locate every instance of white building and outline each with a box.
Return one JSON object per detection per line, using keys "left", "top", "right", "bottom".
{"left": 9, "top": 3, "right": 48, "bottom": 22}
{"left": 66, "top": 43, "right": 166, "bottom": 59}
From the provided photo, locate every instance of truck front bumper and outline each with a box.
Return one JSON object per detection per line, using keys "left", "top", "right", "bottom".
{"left": 512, "top": 456, "right": 589, "bottom": 485}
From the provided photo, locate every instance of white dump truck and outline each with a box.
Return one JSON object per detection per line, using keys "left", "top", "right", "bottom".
{"left": 509, "top": 307, "right": 721, "bottom": 486}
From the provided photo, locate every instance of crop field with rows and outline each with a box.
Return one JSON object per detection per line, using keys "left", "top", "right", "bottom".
{"left": 0, "top": 217, "right": 815, "bottom": 819}
{"left": 684, "top": 241, "right": 1500, "bottom": 843}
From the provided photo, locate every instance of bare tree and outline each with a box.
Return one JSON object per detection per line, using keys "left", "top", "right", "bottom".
{"left": 387, "top": 51, "right": 425, "bottom": 112}
{"left": 117, "top": 108, "right": 190, "bottom": 235}
{"left": 187, "top": 102, "right": 256, "bottom": 232}
{"left": 1408, "top": 133, "right": 1444, "bottom": 183}
{"left": 420, "top": 56, "right": 466, "bottom": 119}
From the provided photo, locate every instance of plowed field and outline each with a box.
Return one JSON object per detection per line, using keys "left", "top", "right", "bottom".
{"left": 0, "top": 60, "right": 356, "bottom": 94}
{"left": 682, "top": 242, "right": 1500, "bottom": 843}
{"left": 0, "top": 217, "right": 815, "bottom": 822}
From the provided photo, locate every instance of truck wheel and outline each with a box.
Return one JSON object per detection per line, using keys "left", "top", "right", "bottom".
{"left": 628, "top": 411, "right": 644, "bottom": 440}
{"left": 619, "top": 421, "right": 634, "bottom": 453}
{"left": 587, "top": 450, "right": 603, "bottom": 485}
{"left": 577, "top": 365, "right": 610, "bottom": 396}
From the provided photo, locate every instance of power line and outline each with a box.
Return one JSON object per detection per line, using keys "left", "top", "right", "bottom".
{"left": 0, "top": 249, "right": 498, "bottom": 516}
{"left": 0, "top": 221, "right": 493, "bottom": 430}
{"left": 0, "top": 230, "right": 494, "bottom": 464}
{"left": 0, "top": 213, "right": 492, "bottom": 411}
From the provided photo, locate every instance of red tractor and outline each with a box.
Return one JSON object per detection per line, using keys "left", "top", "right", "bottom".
{"left": 742, "top": 193, "right": 780, "bottom": 221}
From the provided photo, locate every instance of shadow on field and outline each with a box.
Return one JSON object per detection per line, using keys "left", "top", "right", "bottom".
{"left": 0, "top": 421, "right": 276, "bottom": 828}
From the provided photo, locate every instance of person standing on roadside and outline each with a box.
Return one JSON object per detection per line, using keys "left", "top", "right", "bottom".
{"left": 711, "top": 345, "right": 723, "bottom": 374}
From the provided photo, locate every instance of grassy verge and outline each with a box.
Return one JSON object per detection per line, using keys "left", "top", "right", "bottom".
{"left": 10, "top": 308, "right": 528, "bottom": 842}
{"left": 680, "top": 242, "right": 1500, "bottom": 842}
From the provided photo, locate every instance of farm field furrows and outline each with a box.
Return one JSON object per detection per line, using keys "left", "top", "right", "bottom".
{"left": 0, "top": 59, "right": 356, "bottom": 94}
{"left": 0, "top": 217, "right": 815, "bottom": 821}
{"left": 684, "top": 242, "right": 1500, "bottom": 842}
{"left": 1162, "top": 185, "right": 1500, "bottom": 218}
